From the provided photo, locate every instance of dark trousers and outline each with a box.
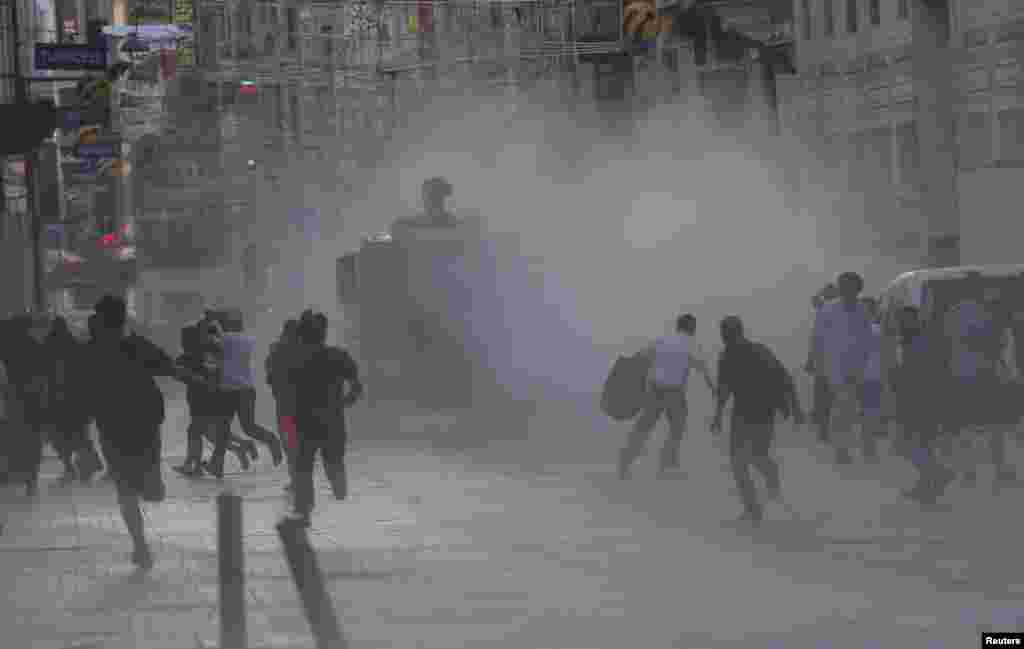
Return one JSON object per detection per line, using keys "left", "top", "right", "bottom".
{"left": 227, "top": 386, "right": 277, "bottom": 446}
{"left": 5, "top": 385, "right": 46, "bottom": 489}
{"left": 812, "top": 375, "right": 833, "bottom": 440}
{"left": 729, "top": 413, "right": 780, "bottom": 521}
{"left": 292, "top": 422, "right": 348, "bottom": 517}
{"left": 208, "top": 387, "right": 277, "bottom": 470}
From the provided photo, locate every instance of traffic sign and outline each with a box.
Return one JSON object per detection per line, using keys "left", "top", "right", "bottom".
{"left": 34, "top": 43, "right": 108, "bottom": 70}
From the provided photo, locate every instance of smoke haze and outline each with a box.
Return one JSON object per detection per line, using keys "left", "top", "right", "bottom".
{"left": 295, "top": 73, "right": 911, "bottom": 426}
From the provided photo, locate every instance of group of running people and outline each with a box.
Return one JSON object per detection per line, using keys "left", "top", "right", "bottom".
{"left": 0, "top": 297, "right": 363, "bottom": 566}
{"left": 618, "top": 270, "right": 1024, "bottom": 525}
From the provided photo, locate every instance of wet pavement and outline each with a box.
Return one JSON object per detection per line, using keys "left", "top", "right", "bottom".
{"left": 2, "top": 396, "right": 1023, "bottom": 648}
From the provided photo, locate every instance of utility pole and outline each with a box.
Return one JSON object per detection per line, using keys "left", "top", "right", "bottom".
{"left": 911, "top": 0, "right": 959, "bottom": 268}
{"left": 10, "top": 0, "right": 46, "bottom": 313}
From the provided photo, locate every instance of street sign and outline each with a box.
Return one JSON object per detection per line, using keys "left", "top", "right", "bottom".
{"left": 34, "top": 43, "right": 108, "bottom": 70}
{"left": 77, "top": 142, "right": 121, "bottom": 158}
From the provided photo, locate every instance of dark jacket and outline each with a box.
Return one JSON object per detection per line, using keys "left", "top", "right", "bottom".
{"left": 284, "top": 343, "right": 362, "bottom": 435}
{"left": 87, "top": 333, "right": 177, "bottom": 436}
{"left": 717, "top": 338, "right": 798, "bottom": 423}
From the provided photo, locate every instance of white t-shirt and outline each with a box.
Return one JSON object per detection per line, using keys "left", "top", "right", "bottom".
{"left": 647, "top": 333, "right": 705, "bottom": 388}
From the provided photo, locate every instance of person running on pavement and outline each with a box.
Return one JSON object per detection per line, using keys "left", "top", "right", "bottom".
{"left": 942, "top": 288, "right": 1020, "bottom": 488}
{"left": 266, "top": 319, "right": 300, "bottom": 490}
{"left": 711, "top": 315, "right": 803, "bottom": 526}
{"left": 807, "top": 282, "right": 839, "bottom": 445}
{"left": 0, "top": 314, "right": 51, "bottom": 496}
{"left": 86, "top": 295, "right": 203, "bottom": 570}
{"left": 45, "top": 316, "right": 102, "bottom": 484}
{"left": 895, "top": 305, "right": 956, "bottom": 504}
{"left": 618, "top": 314, "right": 715, "bottom": 480}
{"left": 280, "top": 311, "right": 363, "bottom": 529}
{"left": 174, "top": 311, "right": 255, "bottom": 477}
{"left": 206, "top": 309, "right": 283, "bottom": 479}
{"left": 808, "top": 272, "right": 874, "bottom": 466}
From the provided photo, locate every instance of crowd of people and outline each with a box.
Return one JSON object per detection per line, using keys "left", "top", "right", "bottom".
{"left": 0, "top": 297, "right": 363, "bottom": 567}
{"left": 617, "top": 270, "right": 1024, "bottom": 525}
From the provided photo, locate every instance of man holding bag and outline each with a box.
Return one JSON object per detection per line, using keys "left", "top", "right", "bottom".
{"left": 617, "top": 314, "right": 715, "bottom": 480}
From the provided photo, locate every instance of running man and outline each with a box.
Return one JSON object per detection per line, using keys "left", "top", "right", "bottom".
{"left": 808, "top": 272, "right": 874, "bottom": 466}
{"left": 712, "top": 316, "right": 804, "bottom": 526}
{"left": 618, "top": 314, "right": 715, "bottom": 480}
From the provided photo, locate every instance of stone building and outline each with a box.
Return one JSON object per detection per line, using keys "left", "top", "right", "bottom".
{"left": 778, "top": 0, "right": 1024, "bottom": 263}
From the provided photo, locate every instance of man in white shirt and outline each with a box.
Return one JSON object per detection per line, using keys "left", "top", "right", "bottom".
{"left": 808, "top": 272, "right": 874, "bottom": 465}
{"left": 617, "top": 314, "right": 716, "bottom": 480}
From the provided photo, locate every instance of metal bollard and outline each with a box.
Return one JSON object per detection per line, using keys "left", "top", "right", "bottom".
{"left": 277, "top": 520, "right": 348, "bottom": 649}
{"left": 218, "top": 490, "right": 247, "bottom": 649}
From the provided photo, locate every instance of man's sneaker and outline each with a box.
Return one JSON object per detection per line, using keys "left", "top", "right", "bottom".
{"left": 233, "top": 447, "right": 251, "bottom": 471}
{"left": 268, "top": 439, "right": 284, "bottom": 467}
{"left": 278, "top": 512, "right": 311, "bottom": 530}
{"left": 902, "top": 483, "right": 936, "bottom": 506}
{"left": 173, "top": 463, "right": 204, "bottom": 478}
{"left": 202, "top": 460, "right": 224, "bottom": 480}
{"left": 131, "top": 546, "right": 154, "bottom": 571}
{"left": 996, "top": 468, "right": 1020, "bottom": 485}
{"left": 617, "top": 460, "right": 630, "bottom": 481}
{"left": 735, "top": 510, "right": 763, "bottom": 527}
{"left": 931, "top": 467, "right": 956, "bottom": 498}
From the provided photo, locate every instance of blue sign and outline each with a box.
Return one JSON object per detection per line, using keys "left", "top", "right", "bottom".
{"left": 34, "top": 44, "right": 108, "bottom": 70}
{"left": 77, "top": 142, "right": 120, "bottom": 158}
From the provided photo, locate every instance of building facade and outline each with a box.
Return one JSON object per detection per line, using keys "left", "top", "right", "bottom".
{"left": 780, "top": 0, "right": 1024, "bottom": 263}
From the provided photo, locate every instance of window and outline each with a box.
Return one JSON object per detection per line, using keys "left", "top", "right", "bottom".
{"left": 897, "top": 0, "right": 908, "bottom": 20}
{"left": 825, "top": 0, "right": 835, "bottom": 36}
{"left": 802, "top": 0, "right": 813, "bottom": 41}
{"left": 958, "top": 111, "right": 991, "bottom": 169}
{"left": 869, "top": 0, "right": 880, "bottom": 26}
{"left": 846, "top": 0, "right": 858, "bottom": 33}
{"left": 998, "top": 108, "right": 1024, "bottom": 163}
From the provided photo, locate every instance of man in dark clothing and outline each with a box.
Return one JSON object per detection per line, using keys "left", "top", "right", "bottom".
{"left": 45, "top": 316, "right": 103, "bottom": 484}
{"left": 712, "top": 316, "right": 804, "bottom": 526}
{"left": 0, "top": 314, "right": 51, "bottom": 496}
{"left": 280, "top": 311, "right": 363, "bottom": 528}
{"left": 87, "top": 295, "right": 202, "bottom": 570}
{"left": 266, "top": 319, "right": 300, "bottom": 489}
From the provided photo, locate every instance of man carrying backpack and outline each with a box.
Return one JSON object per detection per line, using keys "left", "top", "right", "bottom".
{"left": 280, "top": 311, "right": 363, "bottom": 528}
{"left": 712, "top": 316, "right": 804, "bottom": 527}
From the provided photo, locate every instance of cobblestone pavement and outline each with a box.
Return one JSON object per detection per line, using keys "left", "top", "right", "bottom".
{"left": 2, "top": 396, "right": 1023, "bottom": 649}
